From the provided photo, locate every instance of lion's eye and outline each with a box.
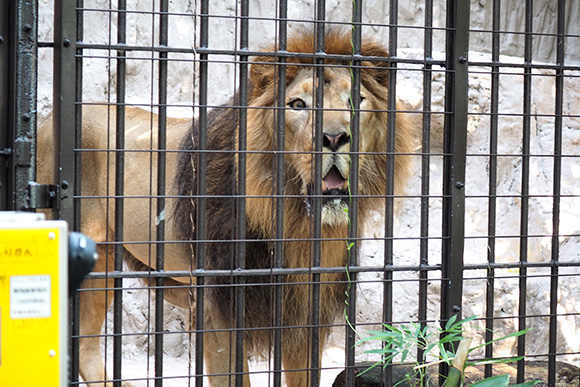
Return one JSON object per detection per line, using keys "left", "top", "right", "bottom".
{"left": 288, "top": 99, "right": 307, "bottom": 110}
{"left": 349, "top": 95, "right": 366, "bottom": 110}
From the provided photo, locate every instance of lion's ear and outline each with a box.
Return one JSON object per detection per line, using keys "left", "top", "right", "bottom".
{"left": 361, "top": 42, "right": 390, "bottom": 88}
{"left": 249, "top": 56, "right": 276, "bottom": 101}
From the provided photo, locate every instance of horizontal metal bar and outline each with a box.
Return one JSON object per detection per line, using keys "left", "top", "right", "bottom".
{"left": 74, "top": 42, "right": 448, "bottom": 65}
{"left": 85, "top": 264, "right": 444, "bottom": 280}
{"left": 83, "top": 259, "right": 580, "bottom": 281}
{"left": 75, "top": 9, "right": 453, "bottom": 32}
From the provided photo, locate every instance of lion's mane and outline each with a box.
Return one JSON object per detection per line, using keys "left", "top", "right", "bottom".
{"left": 174, "top": 29, "right": 414, "bottom": 354}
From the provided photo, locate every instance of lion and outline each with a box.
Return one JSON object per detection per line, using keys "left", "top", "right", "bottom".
{"left": 37, "top": 29, "right": 414, "bottom": 386}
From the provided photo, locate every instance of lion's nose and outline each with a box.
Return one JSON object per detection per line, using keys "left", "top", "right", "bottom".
{"left": 323, "top": 132, "right": 350, "bottom": 152}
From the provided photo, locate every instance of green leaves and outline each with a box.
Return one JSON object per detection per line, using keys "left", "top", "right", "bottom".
{"left": 356, "top": 315, "right": 533, "bottom": 386}
{"left": 469, "top": 375, "right": 541, "bottom": 387}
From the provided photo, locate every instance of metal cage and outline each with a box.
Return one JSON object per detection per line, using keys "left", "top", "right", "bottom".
{"left": 1, "top": 0, "right": 579, "bottom": 386}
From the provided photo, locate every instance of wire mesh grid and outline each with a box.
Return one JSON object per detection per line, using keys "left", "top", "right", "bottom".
{"left": 30, "top": 0, "right": 580, "bottom": 386}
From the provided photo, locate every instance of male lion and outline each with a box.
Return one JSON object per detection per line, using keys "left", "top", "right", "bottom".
{"left": 37, "top": 29, "right": 414, "bottom": 386}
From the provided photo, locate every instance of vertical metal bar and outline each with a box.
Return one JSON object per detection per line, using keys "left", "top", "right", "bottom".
{"left": 548, "top": 1, "right": 565, "bottom": 385}
{"left": 7, "top": 0, "right": 38, "bottom": 213}
{"left": 113, "top": 1, "right": 127, "bottom": 386}
{"left": 155, "top": 1, "right": 169, "bottom": 385}
{"left": 383, "top": 1, "right": 398, "bottom": 385}
{"left": 439, "top": 0, "right": 469, "bottom": 381}
{"left": 516, "top": 0, "right": 533, "bottom": 383}
{"left": 418, "top": 0, "right": 433, "bottom": 380}
{"left": 235, "top": 0, "right": 249, "bottom": 385}
{"left": 273, "top": 3, "right": 287, "bottom": 385}
{"left": 0, "top": 0, "right": 8, "bottom": 210}
{"left": 195, "top": 0, "right": 209, "bottom": 385}
{"left": 9, "top": 0, "right": 38, "bottom": 213}
{"left": 310, "top": 1, "right": 325, "bottom": 385}
{"left": 53, "top": 2, "right": 77, "bottom": 220}
{"left": 73, "top": 0, "right": 84, "bottom": 231}
{"left": 70, "top": 0, "right": 85, "bottom": 382}
{"left": 345, "top": 1, "right": 362, "bottom": 386}
{"left": 485, "top": 0, "right": 501, "bottom": 379}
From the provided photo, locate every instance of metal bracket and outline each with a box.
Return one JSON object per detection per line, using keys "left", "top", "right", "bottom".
{"left": 28, "top": 182, "right": 59, "bottom": 209}
{"left": 14, "top": 138, "right": 32, "bottom": 167}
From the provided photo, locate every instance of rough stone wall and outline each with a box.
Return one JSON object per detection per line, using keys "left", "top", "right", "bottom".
{"left": 36, "top": 0, "right": 580, "bottom": 384}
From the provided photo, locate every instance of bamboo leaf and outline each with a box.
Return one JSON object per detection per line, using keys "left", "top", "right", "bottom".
{"left": 469, "top": 375, "right": 509, "bottom": 387}
{"left": 469, "top": 329, "right": 529, "bottom": 353}
{"left": 467, "top": 356, "right": 525, "bottom": 367}
{"left": 511, "top": 381, "right": 542, "bottom": 387}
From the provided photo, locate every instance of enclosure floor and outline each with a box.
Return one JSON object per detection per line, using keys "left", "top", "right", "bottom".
{"left": 94, "top": 345, "right": 345, "bottom": 386}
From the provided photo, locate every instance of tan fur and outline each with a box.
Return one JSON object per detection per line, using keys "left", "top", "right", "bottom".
{"left": 37, "top": 29, "right": 414, "bottom": 386}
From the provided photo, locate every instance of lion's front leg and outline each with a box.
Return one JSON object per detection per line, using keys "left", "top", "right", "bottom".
{"left": 78, "top": 244, "right": 120, "bottom": 386}
{"left": 203, "top": 311, "right": 251, "bottom": 386}
{"left": 282, "top": 328, "right": 325, "bottom": 387}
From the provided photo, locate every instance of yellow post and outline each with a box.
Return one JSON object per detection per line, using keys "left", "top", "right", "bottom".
{"left": 0, "top": 213, "right": 68, "bottom": 387}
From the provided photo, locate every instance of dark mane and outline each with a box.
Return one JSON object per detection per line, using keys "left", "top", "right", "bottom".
{"left": 174, "top": 100, "right": 274, "bottom": 332}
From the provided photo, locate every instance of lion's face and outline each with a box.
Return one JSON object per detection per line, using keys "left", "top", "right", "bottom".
{"left": 245, "top": 31, "right": 413, "bottom": 236}
{"left": 283, "top": 67, "right": 374, "bottom": 226}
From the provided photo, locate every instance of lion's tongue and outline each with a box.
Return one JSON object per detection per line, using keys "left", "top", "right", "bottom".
{"left": 323, "top": 167, "right": 346, "bottom": 190}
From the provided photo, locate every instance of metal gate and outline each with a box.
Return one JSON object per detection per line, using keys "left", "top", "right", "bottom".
{"left": 1, "top": 0, "right": 579, "bottom": 386}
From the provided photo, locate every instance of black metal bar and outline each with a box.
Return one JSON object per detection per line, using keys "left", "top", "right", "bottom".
{"left": 53, "top": 0, "right": 77, "bottom": 223}
{"left": 9, "top": 0, "right": 38, "bottom": 213}
{"left": 84, "top": 257, "right": 580, "bottom": 281}
{"left": 155, "top": 1, "right": 169, "bottom": 385}
{"left": 235, "top": 0, "right": 249, "bottom": 385}
{"left": 273, "top": 4, "right": 287, "bottom": 385}
{"left": 382, "top": 0, "right": 398, "bottom": 385}
{"left": 0, "top": 0, "right": 8, "bottom": 210}
{"left": 548, "top": 1, "right": 566, "bottom": 385}
{"left": 73, "top": 0, "right": 83, "bottom": 231}
{"left": 70, "top": 0, "right": 84, "bottom": 383}
{"left": 418, "top": 0, "right": 433, "bottom": 382}
{"left": 195, "top": 0, "right": 209, "bottom": 385}
{"left": 54, "top": 4, "right": 80, "bottom": 384}
{"left": 439, "top": 0, "right": 470, "bottom": 382}
{"left": 309, "top": 2, "right": 325, "bottom": 386}
{"left": 112, "top": 1, "right": 127, "bottom": 385}
{"left": 345, "top": 2, "right": 362, "bottom": 386}
{"left": 516, "top": 0, "right": 533, "bottom": 383}
{"left": 485, "top": 0, "right": 501, "bottom": 379}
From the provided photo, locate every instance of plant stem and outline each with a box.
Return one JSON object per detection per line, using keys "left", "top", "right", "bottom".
{"left": 442, "top": 339, "right": 471, "bottom": 387}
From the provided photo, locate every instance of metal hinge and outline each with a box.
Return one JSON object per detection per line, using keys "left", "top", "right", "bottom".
{"left": 29, "top": 182, "right": 59, "bottom": 209}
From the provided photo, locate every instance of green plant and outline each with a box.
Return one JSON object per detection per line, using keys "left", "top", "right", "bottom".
{"left": 356, "top": 315, "right": 540, "bottom": 386}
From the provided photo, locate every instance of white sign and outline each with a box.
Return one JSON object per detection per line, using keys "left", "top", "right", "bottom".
{"left": 10, "top": 275, "right": 51, "bottom": 319}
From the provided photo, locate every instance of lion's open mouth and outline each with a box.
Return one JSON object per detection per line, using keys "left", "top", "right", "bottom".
{"left": 322, "top": 166, "right": 348, "bottom": 192}
{"left": 306, "top": 166, "right": 349, "bottom": 210}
